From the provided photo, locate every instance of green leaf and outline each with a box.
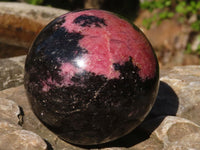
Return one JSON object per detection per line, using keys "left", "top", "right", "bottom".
{"left": 175, "top": 2, "right": 186, "bottom": 14}
{"left": 167, "top": 12, "right": 174, "bottom": 18}
{"left": 142, "top": 19, "right": 153, "bottom": 30}
{"left": 159, "top": 11, "right": 168, "bottom": 19}
{"left": 186, "top": 44, "right": 192, "bottom": 54}
{"left": 190, "top": 1, "right": 196, "bottom": 8}
{"left": 25, "top": 0, "right": 43, "bottom": 5}
{"left": 165, "top": 0, "right": 171, "bottom": 7}
{"left": 155, "top": 2, "right": 164, "bottom": 9}
{"left": 191, "top": 21, "right": 200, "bottom": 31}
{"left": 196, "top": 2, "right": 200, "bottom": 9}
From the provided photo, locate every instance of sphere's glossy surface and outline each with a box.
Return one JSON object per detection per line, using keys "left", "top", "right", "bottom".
{"left": 24, "top": 9, "right": 159, "bottom": 145}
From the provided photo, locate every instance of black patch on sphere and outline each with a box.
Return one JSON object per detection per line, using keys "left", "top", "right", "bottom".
{"left": 25, "top": 16, "right": 87, "bottom": 92}
{"left": 73, "top": 14, "right": 107, "bottom": 27}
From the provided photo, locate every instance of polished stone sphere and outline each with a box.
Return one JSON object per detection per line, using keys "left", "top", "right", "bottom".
{"left": 24, "top": 9, "right": 159, "bottom": 145}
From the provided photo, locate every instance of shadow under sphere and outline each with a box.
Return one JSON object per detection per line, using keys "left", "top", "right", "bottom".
{"left": 81, "top": 81, "right": 179, "bottom": 149}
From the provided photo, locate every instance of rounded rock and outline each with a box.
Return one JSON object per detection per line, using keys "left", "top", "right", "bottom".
{"left": 24, "top": 9, "right": 159, "bottom": 145}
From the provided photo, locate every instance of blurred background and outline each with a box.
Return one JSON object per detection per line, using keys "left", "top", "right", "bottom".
{"left": 0, "top": 0, "right": 199, "bottom": 68}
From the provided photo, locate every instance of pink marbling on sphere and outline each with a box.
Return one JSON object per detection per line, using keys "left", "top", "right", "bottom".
{"left": 61, "top": 10, "right": 156, "bottom": 80}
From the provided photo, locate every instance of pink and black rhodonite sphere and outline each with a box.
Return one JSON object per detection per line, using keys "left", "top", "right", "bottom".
{"left": 24, "top": 9, "right": 159, "bottom": 145}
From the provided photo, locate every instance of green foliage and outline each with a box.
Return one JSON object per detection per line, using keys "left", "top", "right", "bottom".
{"left": 141, "top": 0, "right": 173, "bottom": 24}
{"left": 24, "top": 0, "right": 43, "bottom": 5}
{"left": 141, "top": 0, "right": 200, "bottom": 29}
{"left": 141, "top": 0, "right": 200, "bottom": 55}
{"left": 191, "top": 20, "right": 200, "bottom": 31}
{"left": 185, "top": 35, "right": 200, "bottom": 55}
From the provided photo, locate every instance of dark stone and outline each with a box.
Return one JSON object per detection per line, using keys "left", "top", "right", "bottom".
{"left": 24, "top": 9, "right": 159, "bottom": 145}
{"left": 73, "top": 14, "right": 107, "bottom": 27}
